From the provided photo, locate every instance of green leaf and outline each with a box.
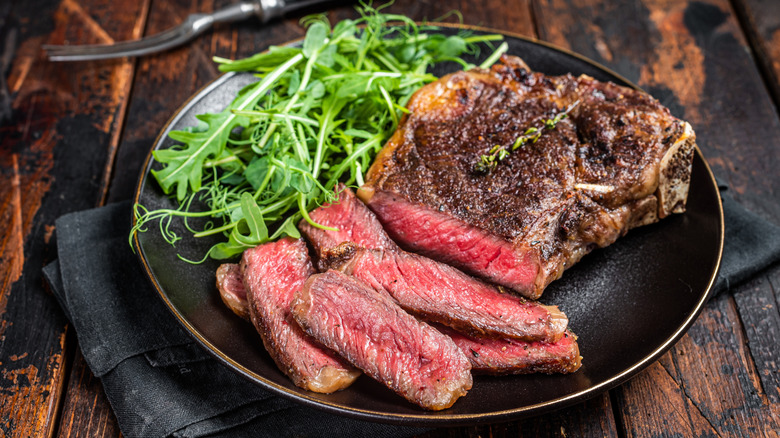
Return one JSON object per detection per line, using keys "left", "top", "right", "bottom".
{"left": 215, "top": 46, "right": 301, "bottom": 72}
{"left": 303, "top": 21, "right": 328, "bottom": 58}
{"left": 286, "top": 157, "right": 314, "bottom": 194}
{"left": 270, "top": 214, "right": 302, "bottom": 240}
{"left": 343, "top": 128, "right": 374, "bottom": 139}
{"left": 240, "top": 193, "right": 268, "bottom": 243}
{"left": 153, "top": 54, "right": 303, "bottom": 200}
{"left": 287, "top": 69, "right": 301, "bottom": 94}
{"left": 437, "top": 36, "right": 467, "bottom": 58}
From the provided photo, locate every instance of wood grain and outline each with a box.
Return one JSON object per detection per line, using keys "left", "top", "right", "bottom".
{"left": 56, "top": 350, "right": 121, "bottom": 438}
{"left": 731, "top": 0, "right": 780, "bottom": 107}
{"left": 0, "top": 0, "right": 147, "bottom": 436}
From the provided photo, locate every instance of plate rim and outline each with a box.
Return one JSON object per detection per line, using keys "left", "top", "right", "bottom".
{"left": 132, "top": 23, "right": 725, "bottom": 426}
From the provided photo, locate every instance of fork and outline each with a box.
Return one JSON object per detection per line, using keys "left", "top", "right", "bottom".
{"left": 44, "top": 0, "right": 333, "bottom": 61}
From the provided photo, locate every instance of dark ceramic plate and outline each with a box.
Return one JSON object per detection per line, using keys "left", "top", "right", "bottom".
{"left": 133, "top": 25, "right": 723, "bottom": 426}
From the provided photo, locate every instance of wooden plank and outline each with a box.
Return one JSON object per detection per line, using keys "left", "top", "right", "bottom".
{"left": 731, "top": 0, "right": 780, "bottom": 107}
{"left": 533, "top": 0, "right": 780, "bottom": 435}
{"left": 733, "top": 272, "right": 780, "bottom": 406}
{"left": 0, "top": 0, "right": 148, "bottom": 436}
{"left": 620, "top": 285, "right": 780, "bottom": 437}
{"left": 56, "top": 350, "right": 121, "bottom": 438}
{"left": 614, "top": 359, "right": 720, "bottom": 437}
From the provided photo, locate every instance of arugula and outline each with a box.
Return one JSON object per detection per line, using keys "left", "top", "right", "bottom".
{"left": 132, "top": 4, "right": 506, "bottom": 261}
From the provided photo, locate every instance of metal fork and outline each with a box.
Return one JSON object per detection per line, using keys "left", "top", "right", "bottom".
{"left": 44, "top": 0, "right": 331, "bottom": 61}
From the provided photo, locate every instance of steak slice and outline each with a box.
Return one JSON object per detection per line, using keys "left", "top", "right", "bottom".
{"left": 324, "top": 242, "right": 567, "bottom": 342}
{"left": 292, "top": 270, "right": 473, "bottom": 410}
{"left": 437, "top": 325, "right": 582, "bottom": 375}
{"left": 241, "top": 238, "right": 359, "bottom": 393}
{"left": 302, "top": 183, "right": 397, "bottom": 270}
{"left": 216, "top": 263, "right": 249, "bottom": 320}
{"left": 358, "top": 55, "right": 696, "bottom": 298}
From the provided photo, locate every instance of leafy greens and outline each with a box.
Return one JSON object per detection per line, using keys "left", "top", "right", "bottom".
{"left": 132, "top": 4, "right": 507, "bottom": 261}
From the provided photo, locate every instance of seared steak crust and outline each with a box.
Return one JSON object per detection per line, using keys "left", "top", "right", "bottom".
{"left": 292, "top": 270, "right": 473, "bottom": 411}
{"left": 241, "top": 238, "right": 359, "bottom": 393}
{"left": 359, "top": 55, "right": 695, "bottom": 298}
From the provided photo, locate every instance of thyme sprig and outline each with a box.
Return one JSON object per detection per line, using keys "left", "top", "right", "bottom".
{"left": 474, "top": 100, "right": 580, "bottom": 174}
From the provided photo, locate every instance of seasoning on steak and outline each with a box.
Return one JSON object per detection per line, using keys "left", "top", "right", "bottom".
{"left": 216, "top": 263, "right": 249, "bottom": 320}
{"left": 291, "top": 270, "right": 473, "bottom": 410}
{"left": 437, "top": 325, "right": 582, "bottom": 375}
{"left": 323, "top": 242, "right": 567, "bottom": 342}
{"left": 241, "top": 238, "right": 360, "bottom": 393}
{"left": 358, "top": 55, "right": 696, "bottom": 298}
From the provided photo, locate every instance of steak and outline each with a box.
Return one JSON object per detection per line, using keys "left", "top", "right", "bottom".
{"left": 241, "top": 238, "right": 359, "bottom": 393}
{"left": 437, "top": 325, "right": 582, "bottom": 375}
{"left": 216, "top": 263, "right": 249, "bottom": 320}
{"left": 358, "top": 55, "right": 696, "bottom": 298}
{"left": 301, "top": 186, "right": 567, "bottom": 342}
{"left": 324, "top": 242, "right": 567, "bottom": 342}
{"left": 292, "top": 270, "right": 473, "bottom": 410}
{"left": 302, "top": 183, "right": 397, "bottom": 270}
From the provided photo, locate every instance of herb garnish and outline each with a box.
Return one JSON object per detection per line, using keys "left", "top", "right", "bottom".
{"left": 132, "top": 4, "right": 506, "bottom": 262}
{"left": 474, "top": 100, "right": 580, "bottom": 174}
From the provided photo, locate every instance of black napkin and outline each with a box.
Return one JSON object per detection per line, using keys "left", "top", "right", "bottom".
{"left": 43, "top": 202, "right": 428, "bottom": 438}
{"left": 42, "top": 184, "right": 780, "bottom": 438}
{"left": 710, "top": 182, "right": 780, "bottom": 295}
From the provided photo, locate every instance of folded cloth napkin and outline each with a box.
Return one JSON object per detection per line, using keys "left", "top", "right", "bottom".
{"left": 42, "top": 183, "right": 780, "bottom": 438}
{"left": 710, "top": 182, "right": 780, "bottom": 295}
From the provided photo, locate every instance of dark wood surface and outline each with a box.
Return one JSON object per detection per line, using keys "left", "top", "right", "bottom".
{"left": 1, "top": 0, "right": 778, "bottom": 436}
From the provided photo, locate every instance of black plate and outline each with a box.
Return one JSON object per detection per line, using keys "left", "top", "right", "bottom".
{"left": 133, "top": 25, "right": 724, "bottom": 426}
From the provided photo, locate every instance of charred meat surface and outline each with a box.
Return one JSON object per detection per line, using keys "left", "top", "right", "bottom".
{"left": 292, "top": 270, "right": 473, "bottom": 410}
{"left": 359, "top": 55, "right": 695, "bottom": 298}
{"left": 216, "top": 263, "right": 249, "bottom": 321}
{"left": 438, "top": 325, "right": 582, "bottom": 375}
{"left": 241, "top": 238, "right": 360, "bottom": 393}
{"left": 325, "top": 242, "right": 567, "bottom": 342}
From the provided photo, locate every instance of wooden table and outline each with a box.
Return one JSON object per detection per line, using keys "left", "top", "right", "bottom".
{"left": 1, "top": 0, "right": 779, "bottom": 436}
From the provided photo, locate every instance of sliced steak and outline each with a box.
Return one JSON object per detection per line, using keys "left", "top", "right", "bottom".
{"left": 302, "top": 183, "right": 397, "bottom": 270}
{"left": 241, "top": 238, "right": 359, "bottom": 393}
{"left": 292, "top": 270, "right": 472, "bottom": 410}
{"left": 359, "top": 55, "right": 695, "bottom": 298}
{"left": 302, "top": 186, "right": 567, "bottom": 342}
{"left": 438, "top": 325, "right": 582, "bottom": 375}
{"left": 216, "top": 263, "right": 249, "bottom": 320}
{"left": 324, "top": 242, "right": 567, "bottom": 342}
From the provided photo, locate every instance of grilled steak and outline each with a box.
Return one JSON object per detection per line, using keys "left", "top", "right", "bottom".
{"left": 302, "top": 186, "right": 567, "bottom": 342}
{"left": 323, "top": 242, "right": 567, "bottom": 342}
{"left": 437, "top": 325, "right": 581, "bottom": 375}
{"left": 216, "top": 263, "right": 249, "bottom": 320}
{"left": 292, "top": 270, "right": 472, "bottom": 410}
{"left": 358, "top": 55, "right": 696, "bottom": 298}
{"left": 241, "top": 238, "right": 359, "bottom": 393}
